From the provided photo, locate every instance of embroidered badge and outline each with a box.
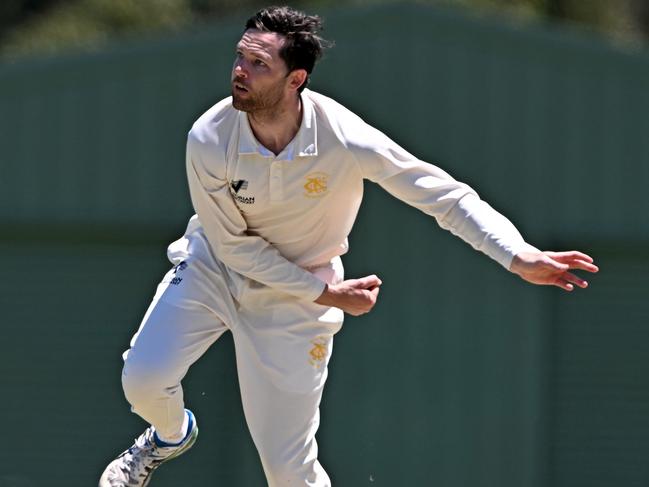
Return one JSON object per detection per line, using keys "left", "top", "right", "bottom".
{"left": 308, "top": 336, "right": 328, "bottom": 367}
{"left": 304, "top": 172, "right": 329, "bottom": 198}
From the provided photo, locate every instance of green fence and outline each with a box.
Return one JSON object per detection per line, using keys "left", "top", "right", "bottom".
{"left": 1, "top": 3, "right": 648, "bottom": 486}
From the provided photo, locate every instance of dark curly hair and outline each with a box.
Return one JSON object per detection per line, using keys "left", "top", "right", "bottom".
{"left": 244, "top": 6, "right": 332, "bottom": 92}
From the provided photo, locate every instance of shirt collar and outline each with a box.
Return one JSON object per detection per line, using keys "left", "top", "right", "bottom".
{"left": 237, "top": 90, "right": 318, "bottom": 159}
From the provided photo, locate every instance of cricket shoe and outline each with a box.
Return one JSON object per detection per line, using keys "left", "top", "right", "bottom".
{"left": 99, "top": 409, "right": 198, "bottom": 487}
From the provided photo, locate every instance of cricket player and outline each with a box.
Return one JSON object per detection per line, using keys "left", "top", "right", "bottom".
{"left": 99, "top": 6, "right": 598, "bottom": 487}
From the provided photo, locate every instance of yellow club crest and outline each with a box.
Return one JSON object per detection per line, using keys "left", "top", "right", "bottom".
{"left": 308, "top": 336, "right": 328, "bottom": 367}
{"left": 304, "top": 172, "right": 329, "bottom": 198}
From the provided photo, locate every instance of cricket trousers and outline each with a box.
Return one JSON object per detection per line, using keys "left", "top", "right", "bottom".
{"left": 121, "top": 229, "right": 344, "bottom": 487}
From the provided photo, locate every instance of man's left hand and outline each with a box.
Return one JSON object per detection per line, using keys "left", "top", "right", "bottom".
{"left": 510, "top": 251, "right": 599, "bottom": 291}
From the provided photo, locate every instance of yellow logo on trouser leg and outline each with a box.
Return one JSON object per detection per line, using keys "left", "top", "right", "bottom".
{"left": 309, "top": 336, "right": 328, "bottom": 367}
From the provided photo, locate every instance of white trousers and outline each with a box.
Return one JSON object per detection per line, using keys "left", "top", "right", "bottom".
{"left": 121, "top": 230, "right": 344, "bottom": 486}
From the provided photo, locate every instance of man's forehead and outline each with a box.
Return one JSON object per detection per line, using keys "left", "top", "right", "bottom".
{"left": 237, "top": 29, "right": 285, "bottom": 53}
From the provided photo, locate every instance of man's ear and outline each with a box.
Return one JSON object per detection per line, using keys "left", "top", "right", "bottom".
{"left": 288, "top": 69, "right": 308, "bottom": 91}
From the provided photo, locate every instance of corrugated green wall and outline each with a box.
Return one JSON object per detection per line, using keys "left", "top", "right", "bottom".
{"left": 1, "top": 4, "right": 647, "bottom": 486}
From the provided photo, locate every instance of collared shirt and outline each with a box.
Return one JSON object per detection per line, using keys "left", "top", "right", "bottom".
{"left": 181, "top": 89, "right": 538, "bottom": 301}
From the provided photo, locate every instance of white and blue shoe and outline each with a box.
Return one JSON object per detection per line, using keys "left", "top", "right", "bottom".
{"left": 99, "top": 410, "right": 198, "bottom": 487}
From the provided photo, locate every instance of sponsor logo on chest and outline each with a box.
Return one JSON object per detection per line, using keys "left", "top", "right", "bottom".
{"left": 230, "top": 179, "right": 255, "bottom": 204}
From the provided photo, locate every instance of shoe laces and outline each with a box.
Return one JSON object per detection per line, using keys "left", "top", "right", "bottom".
{"left": 109, "top": 428, "right": 176, "bottom": 482}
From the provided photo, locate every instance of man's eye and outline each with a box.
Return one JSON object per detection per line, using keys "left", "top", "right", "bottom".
{"left": 254, "top": 59, "right": 266, "bottom": 67}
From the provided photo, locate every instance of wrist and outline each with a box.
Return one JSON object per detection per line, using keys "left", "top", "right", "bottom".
{"left": 315, "top": 283, "right": 332, "bottom": 305}
{"left": 509, "top": 253, "right": 523, "bottom": 273}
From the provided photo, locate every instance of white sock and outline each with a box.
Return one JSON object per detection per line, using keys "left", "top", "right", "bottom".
{"left": 156, "top": 411, "right": 189, "bottom": 445}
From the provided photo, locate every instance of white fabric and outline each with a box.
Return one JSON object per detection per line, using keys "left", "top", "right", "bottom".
{"left": 156, "top": 410, "right": 189, "bottom": 445}
{"left": 184, "top": 89, "right": 538, "bottom": 303}
{"left": 123, "top": 232, "right": 341, "bottom": 486}
{"left": 121, "top": 89, "right": 539, "bottom": 485}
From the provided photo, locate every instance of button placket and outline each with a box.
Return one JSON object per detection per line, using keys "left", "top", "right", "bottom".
{"left": 269, "top": 161, "right": 283, "bottom": 202}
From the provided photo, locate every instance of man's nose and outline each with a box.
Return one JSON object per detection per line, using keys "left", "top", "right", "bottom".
{"left": 234, "top": 63, "right": 247, "bottom": 78}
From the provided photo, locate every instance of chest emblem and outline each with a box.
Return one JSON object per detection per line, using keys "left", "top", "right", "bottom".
{"left": 304, "top": 172, "right": 329, "bottom": 198}
{"left": 230, "top": 179, "right": 255, "bottom": 204}
{"left": 230, "top": 179, "right": 248, "bottom": 193}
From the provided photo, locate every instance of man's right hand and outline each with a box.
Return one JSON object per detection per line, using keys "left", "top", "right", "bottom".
{"left": 314, "top": 275, "right": 382, "bottom": 316}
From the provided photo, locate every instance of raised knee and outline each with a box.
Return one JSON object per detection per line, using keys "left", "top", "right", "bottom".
{"left": 121, "top": 355, "right": 180, "bottom": 406}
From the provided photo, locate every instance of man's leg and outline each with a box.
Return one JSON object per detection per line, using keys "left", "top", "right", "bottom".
{"left": 100, "top": 256, "right": 236, "bottom": 486}
{"left": 121, "top": 298, "right": 228, "bottom": 440}
{"left": 232, "top": 291, "right": 344, "bottom": 487}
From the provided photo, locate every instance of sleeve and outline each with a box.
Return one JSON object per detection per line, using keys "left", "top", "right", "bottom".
{"left": 352, "top": 125, "right": 539, "bottom": 270}
{"left": 186, "top": 132, "right": 326, "bottom": 301}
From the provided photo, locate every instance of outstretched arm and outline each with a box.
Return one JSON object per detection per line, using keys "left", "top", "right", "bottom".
{"left": 348, "top": 122, "right": 599, "bottom": 287}
{"left": 509, "top": 250, "right": 599, "bottom": 291}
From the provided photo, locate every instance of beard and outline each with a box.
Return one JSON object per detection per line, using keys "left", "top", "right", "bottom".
{"left": 231, "top": 78, "right": 286, "bottom": 114}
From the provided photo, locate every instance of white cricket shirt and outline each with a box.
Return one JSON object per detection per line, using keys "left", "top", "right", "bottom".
{"left": 177, "top": 89, "right": 538, "bottom": 302}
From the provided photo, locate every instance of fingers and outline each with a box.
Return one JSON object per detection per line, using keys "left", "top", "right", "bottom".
{"left": 323, "top": 275, "right": 382, "bottom": 316}
{"left": 546, "top": 251, "right": 599, "bottom": 273}
{"left": 573, "top": 260, "right": 599, "bottom": 273}
{"left": 556, "top": 280, "right": 574, "bottom": 291}
{"left": 360, "top": 285, "right": 380, "bottom": 309}
{"left": 355, "top": 274, "right": 383, "bottom": 289}
{"left": 547, "top": 250, "right": 593, "bottom": 262}
{"left": 546, "top": 257, "right": 569, "bottom": 272}
{"left": 545, "top": 252, "right": 598, "bottom": 292}
{"left": 569, "top": 271, "right": 588, "bottom": 288}
{"left": 346, "top": 287, "right": 380, "bottom": 316}
{"left": 551, "top": 269, "right": 590, "bottom": 291}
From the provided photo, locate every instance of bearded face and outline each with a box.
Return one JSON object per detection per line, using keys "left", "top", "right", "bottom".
{"left": 231, "top": 71, "right": 287, "bottom": 113}
{"left": 231, "top": 30, "right": 293, "bottom": 114}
